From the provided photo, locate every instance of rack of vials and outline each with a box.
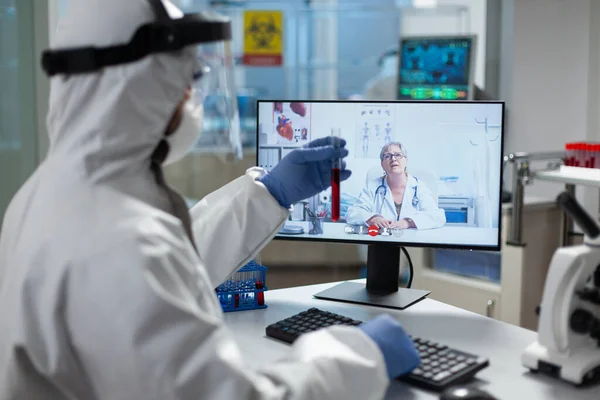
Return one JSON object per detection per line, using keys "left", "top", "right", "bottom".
{"left": 215, "top": 260, "right": 268, "bottom": 312}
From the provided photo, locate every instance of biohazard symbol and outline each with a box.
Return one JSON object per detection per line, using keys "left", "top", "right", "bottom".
{"left": 246, "top": 15, "right": 280, "bottom": 50}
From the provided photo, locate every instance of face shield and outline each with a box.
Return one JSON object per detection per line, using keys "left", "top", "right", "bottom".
{"left": 41, "top": 0, "right": 243, "bottom": 160}
{"left": 194, "top": 40, "right": 243, "bottom": 159}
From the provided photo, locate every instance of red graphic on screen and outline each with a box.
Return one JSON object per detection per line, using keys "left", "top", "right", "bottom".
{"left": 276, "top": 114, "right": 293, "bottom": 140}
{"left": 368, "top": 225, "right": 379, "bottom": 237}
{"left": 290, "top": 102, "right": 307, "bottom": 117}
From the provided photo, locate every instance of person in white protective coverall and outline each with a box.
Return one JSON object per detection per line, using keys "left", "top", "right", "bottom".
{"left": 0, "top": 1, "right": 420, "bottom": 399}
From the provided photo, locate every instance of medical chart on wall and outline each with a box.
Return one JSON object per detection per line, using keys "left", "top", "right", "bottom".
{"left": 354, "top": 103, "right": 396, "bottom": 159}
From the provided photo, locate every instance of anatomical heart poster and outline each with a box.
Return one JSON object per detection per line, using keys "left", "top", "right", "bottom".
{"left": 272, "top": 102, "right": 311, "bottom": 145}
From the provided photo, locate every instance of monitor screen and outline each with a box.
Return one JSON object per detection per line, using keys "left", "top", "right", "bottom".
{"left": 397, "top": 36, "right": 475, "bottom": 101}
{"left": 257, "top": 100, "right": 504, "bottom": 251}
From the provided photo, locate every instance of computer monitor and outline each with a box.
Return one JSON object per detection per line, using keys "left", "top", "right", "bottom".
{"left": 397, "top": 35, "right": 476, "bottom": 101}
{"left": 257, "top": 100, "right": 504, "bottom": 309}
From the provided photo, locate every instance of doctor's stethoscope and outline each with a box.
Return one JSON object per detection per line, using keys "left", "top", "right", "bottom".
{"left": 375, "top": 175, "right": 420, "bottom": 213}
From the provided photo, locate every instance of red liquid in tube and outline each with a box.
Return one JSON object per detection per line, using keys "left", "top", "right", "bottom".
{"left": 255, "top": 281, "right": 265, "bottom": 306}
{"left": 331, "top": 168, "right": 341, "bottom": 222}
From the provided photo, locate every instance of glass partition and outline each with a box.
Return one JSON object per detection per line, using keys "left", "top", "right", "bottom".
{"left": 0, "top": 0, "right": 39, "bottom": 223}
{"left": 183, "top": 1, "right": 468, "bottom": 153}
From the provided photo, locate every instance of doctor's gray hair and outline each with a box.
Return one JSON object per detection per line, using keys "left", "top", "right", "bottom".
{"left": 380, "top": 142, "right": 408, "bottom": 161}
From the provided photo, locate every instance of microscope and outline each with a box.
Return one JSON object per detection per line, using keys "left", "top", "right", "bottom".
{"left": 522, "top": 192, "right": 600, "bottom": 385}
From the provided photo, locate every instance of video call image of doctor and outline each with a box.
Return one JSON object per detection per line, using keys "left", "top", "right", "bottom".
{"left": 345, "top": 142, "right": 446, "bottom": 229}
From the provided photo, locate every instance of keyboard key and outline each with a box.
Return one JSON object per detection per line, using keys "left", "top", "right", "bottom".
{"left": 450, "top": 363, "right": 468, "bottom": 373}
{"left": 433, "top": 371, "right": 452, "bottom": 382}
{"left": 456, "top": 355, "right": 466, "bottom": 362}
{"left": 421, "top": 365, "right": 432, "bottom": 371}
{"left": 423, "top": 372, "right": 433, "bottom": 379}
{"left": 466, "top": 358, "right": 477, "bottom": 365}
{"left": 413, "top": 368, "right": 424, "bottom": 376}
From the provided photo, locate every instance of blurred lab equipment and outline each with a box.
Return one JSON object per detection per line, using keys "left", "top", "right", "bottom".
{"left": 522, "top": 191, "right": 600, "bottom": 385}
{"left": 279, "top": 225, "right": 305, "bottom": 235}
{"left": 290, "top": 201, "right": 309, "bottom": 221}
{"left": 364, "top": 47, "right": 399, "bottom": 100}
{"left": 215, "top": 260, "right": 268, "bottom": 312}
{"left": 306, "top": 205, "right": 324, "bottom": 235}
{"left": 397, "top": 35, "right": 476, "bottom": 101}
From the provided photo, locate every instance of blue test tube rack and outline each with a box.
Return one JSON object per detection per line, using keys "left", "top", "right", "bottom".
{"left": 215, "top": 260, "right": 268, "bottom": 312}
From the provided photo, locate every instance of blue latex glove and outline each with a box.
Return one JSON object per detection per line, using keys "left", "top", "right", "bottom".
{"left": 260, "top": 137, "right": 352, "bottom": 208}
{"left": 359, "top": 314, "right": 420, "bottom": 379}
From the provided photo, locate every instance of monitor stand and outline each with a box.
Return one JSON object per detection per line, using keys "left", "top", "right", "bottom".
{"left": 313, "top": 244, "right": 431, "bottom": 310}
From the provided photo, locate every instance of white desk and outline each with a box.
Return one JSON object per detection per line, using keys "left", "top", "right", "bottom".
{"left": 223, "top": 280, "right": 598, "bottom": 400}
{"left": 281, "top": 222, "right": 498, "bottom": 247}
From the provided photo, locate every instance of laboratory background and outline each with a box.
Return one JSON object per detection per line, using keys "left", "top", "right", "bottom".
{"left": 4, "top": 0, "right": 600, "bottom": 398}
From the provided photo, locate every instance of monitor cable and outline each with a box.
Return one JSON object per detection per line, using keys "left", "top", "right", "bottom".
{"left": 401, "top": 247, "right": 414, "bottom": 289}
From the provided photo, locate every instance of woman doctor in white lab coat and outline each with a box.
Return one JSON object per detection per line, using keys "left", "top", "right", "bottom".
{"left": 346, "top": 142, "right": 446, "bottom": 230}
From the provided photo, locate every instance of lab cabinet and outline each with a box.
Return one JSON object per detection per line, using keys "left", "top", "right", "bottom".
{"left": 416, "top": 270, "right": 501, "bottom": 319}
{"left": 438, "top": 195, "right": 476, "bottom": 226}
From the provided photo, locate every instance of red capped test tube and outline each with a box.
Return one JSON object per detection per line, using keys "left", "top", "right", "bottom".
{"left": 331, "top": 128, "right": 342, "bottom": 222}
{"left": 565, "top": 143, "right": 573, "bottom": 166}
{"left": 255, "top": 281, "right": 264, "bottom": 306}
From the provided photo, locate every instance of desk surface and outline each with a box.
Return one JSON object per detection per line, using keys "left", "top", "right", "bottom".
{"left": 280, "top": 223, "right": 499, "bottom": 247}
{"left": 223, "top": 280, "right": 598, "bottom": 400}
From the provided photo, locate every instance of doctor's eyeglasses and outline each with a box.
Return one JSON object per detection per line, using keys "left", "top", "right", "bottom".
{"left": 382, "top": 152, "right": 406, "bottom": 161}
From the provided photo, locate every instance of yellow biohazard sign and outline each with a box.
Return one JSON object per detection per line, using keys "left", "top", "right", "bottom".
{"left": 243, "top": 10, "right": 283, "bottom": 66}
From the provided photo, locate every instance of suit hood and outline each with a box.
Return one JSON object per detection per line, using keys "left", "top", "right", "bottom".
{"left": 46, "top": 0, "right": 196, "bottom": 183}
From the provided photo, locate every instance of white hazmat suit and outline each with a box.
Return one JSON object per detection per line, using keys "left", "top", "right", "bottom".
{"left": 0, "top": 1, "right": 389, "bottom": 399}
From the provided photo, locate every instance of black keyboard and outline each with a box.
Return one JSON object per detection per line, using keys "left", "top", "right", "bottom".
{"left": 265, "top": 307, "right": 489, "bottom": 391}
